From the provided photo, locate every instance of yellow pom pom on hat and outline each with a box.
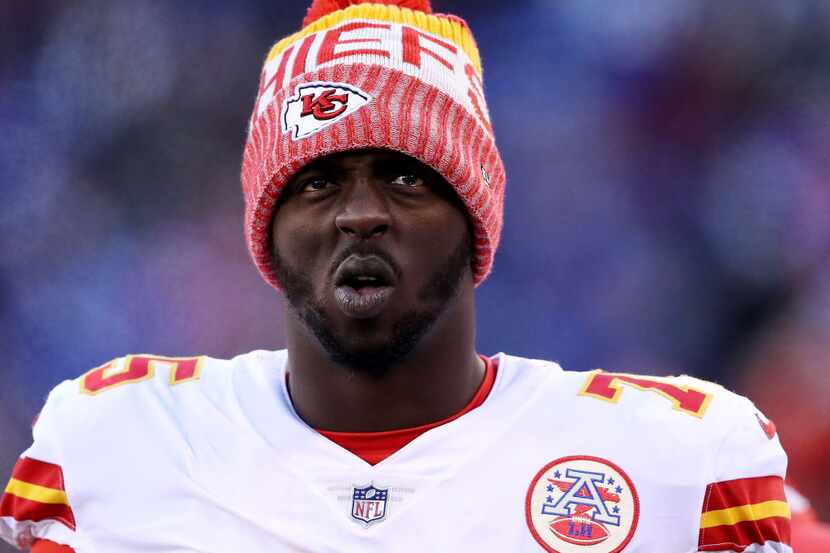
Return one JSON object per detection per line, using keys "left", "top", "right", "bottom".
{"left": 240, "top": 0, "right": 505, "bottom": 289}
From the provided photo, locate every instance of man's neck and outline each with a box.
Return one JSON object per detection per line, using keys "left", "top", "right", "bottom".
{"left": 283, "top": 290, "right": 482, "bottom": 433}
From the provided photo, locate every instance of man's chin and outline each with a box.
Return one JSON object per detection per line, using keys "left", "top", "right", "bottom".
{"left": 326, "top": 348, "right": 406, "bottom": 379}
{"left": 303, "top": 307, "right": 436, "bottom": 379}
{"left": 274, "top": 230, "right": 471, "bottom": 378}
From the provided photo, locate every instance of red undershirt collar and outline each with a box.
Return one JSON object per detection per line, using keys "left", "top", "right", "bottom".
{"left": 316, "top": 355, "right": 497, "bottom": 465}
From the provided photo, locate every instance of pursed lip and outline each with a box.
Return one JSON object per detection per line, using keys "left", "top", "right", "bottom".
{"left": 332, "top": 254, "right": 398, "bottom": 319}
{"left": 333, "top": 255, "right": 398, "bottom": 288}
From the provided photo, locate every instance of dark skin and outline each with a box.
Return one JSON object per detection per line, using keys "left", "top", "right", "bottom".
{"left": 271, "top": 149, "right": 484, "bottom": 433}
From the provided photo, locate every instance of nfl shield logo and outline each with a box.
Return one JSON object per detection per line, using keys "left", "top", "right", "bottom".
{"left": 351, "top": 484, "right": 389, "bottom": 526}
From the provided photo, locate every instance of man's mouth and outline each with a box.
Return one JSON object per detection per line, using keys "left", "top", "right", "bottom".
{"left": 332, "top": 255, "right": 397, "bottom": 319}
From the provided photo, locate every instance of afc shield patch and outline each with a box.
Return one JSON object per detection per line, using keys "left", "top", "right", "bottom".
{"left": 526, "top": 456, "right": 639, "bottom": 552}
{"left": 351, "top": 484, "right": 389, "bottom": 526}
{"left": 282, "top": 81, "right": 372, "bottom": 140}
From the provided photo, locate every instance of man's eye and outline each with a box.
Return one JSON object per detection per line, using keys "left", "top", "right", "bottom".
{"left": 390, "top": 174, "right": 421, "bottom": 187}
{"left": 298, "top": 178, "right": 334, "bottom": 192}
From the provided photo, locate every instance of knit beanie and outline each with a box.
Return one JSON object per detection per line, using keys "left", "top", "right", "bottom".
{"left": 241, "top": 0, "right": 505, "bottom": 289}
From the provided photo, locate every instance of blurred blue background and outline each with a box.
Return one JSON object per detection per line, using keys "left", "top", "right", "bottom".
{"left": 2, "top": 1, "right": 829, "bottom": 545}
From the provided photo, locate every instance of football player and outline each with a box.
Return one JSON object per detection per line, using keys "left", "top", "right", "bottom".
{"left": 1, "top": 0, "right": 791, "bottom": 551}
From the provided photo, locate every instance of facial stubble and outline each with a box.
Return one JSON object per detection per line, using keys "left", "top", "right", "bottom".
{"left": 274, "top": 235, "right": 472, "bottom": 379}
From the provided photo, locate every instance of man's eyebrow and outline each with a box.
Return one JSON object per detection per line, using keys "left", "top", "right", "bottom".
{"left": 373, "top": 156, "right": 422, "bottom": 175}
{"left": 295, "top": 160, "right": 330, "bottom": 175}
{"left": 293, "top": 153, "right": 425, "bottom": 180}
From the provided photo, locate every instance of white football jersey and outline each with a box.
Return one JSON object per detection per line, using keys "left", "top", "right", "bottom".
{"left": 1, "top": 351, "right": 791, "bottom": 552}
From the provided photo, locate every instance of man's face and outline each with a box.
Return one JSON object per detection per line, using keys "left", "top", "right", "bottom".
{"left": 271, "top": 149, "right": 473, "bottom": 377}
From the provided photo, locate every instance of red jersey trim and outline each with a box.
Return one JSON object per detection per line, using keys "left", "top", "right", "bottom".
{"left": 699, "top": 475, "right": 791, "bottom": 551}
{"left": 8, "top": 457, "right": 67, "bottom": 491}
{"left": 32, "top": 539, "right": 75, "bottom": 553}
{"left": 318, "top": 355, "right": 498, "bottom": 465}
{"left": 698, "top": 517, "right": 791, "bottom": 552}
{"left": 0, "top": 457, "right": 76, "bottom": 531}
{"left": 704, "top": 475, "right": 788, "bottom": 511}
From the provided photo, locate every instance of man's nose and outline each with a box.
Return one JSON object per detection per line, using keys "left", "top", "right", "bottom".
{"left": 334, "top": 181, "right": 391, "bottom": 239}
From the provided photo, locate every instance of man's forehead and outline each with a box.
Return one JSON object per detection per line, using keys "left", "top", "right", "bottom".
{"left": 294, "top": 149, "right": 423, "bottom": 176}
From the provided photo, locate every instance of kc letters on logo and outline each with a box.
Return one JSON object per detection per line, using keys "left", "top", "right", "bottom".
{"left": 282, "top": 82, "right": 371, "bottom": 140}
{"left": 526, "top": 456, "right": 639, "bottom": 553}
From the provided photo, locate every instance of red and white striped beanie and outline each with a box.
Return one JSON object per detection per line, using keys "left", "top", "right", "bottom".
{"left": 241, "top": 0, "right": 505, "bottom": 289}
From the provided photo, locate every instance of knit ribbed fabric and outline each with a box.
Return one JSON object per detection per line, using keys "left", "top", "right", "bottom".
{"left": 241, "top": 2, "right": 505, "bottom": 289}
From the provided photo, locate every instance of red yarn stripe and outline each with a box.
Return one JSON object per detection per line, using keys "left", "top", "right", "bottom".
{"left": 432, "top": 98, "right": 455, "bottom": 171}
{"left": 359, "top": 65, "right": 384, "bottom": 145}
{"left": 698, "top": 517, "right": 791, "bottom": 551}
{"left": 378, "top": 70, "right": 402, "bottom": 145}
{"left": 388, "top": 74, "right": 411, "bottom": 148}
{"left": 291, "top": 34, "right": 317, "bottom": 80}
{"left": 397, "top": 74, "right": 420, "bottom": 150}
{"left": 415, "top": 85, "right": 439, "bottom": 158}
{"left": 703, "top": 476, "right": 787, "bottom": 512}
{"left": 343, "top": 65, "right": 362, "bottom": 145}
{"left": 443, "top": 104, "right": 467, "bottom": 178}
{"left": 264, "top": 44, "right": 294, "bottom": 97}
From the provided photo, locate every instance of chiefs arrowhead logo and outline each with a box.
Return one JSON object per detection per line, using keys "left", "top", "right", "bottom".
{"left": 283, "top": 82, "right": 372, "bottom": 140}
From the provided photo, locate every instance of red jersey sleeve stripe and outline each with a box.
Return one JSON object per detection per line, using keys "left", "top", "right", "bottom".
{"left": 0, "top": 493, "right": 76, "bottom": 531}
{"left": 699, "top": 476, "right": 791, "bottom": 550}
{"left": 9, "top": 457, "right": 68, "bottom": 492}
{"left": 1, "top": 457, "right": 76, "bottom": 531}
{"left": 698, "top": 516, "right": 791, "bottom": 552}
{"left": 32, "top": 540, "right": 76, "bottom": 553}
{"left": 703, "top": 475, "right": 787, "bottom": 511}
